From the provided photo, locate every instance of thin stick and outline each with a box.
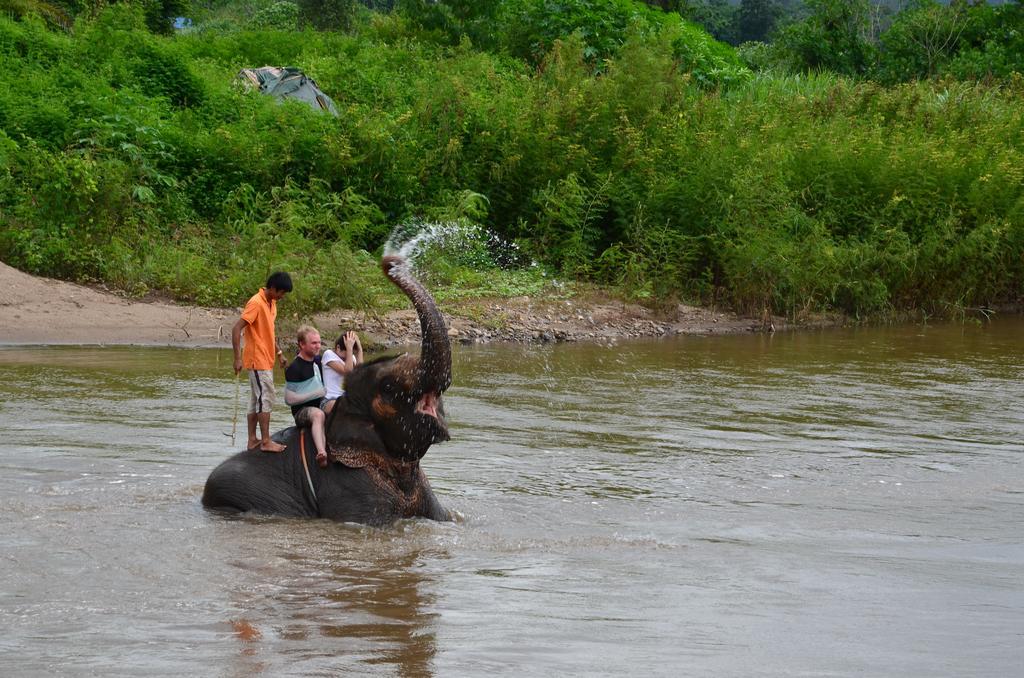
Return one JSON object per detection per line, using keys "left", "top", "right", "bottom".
{"left": 228, "top": 370, "right": 241, "bottom": 446}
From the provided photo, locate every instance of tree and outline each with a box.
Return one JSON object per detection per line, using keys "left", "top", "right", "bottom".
{"left": 945, "top": 0, "right": 1024, "bottom": 80}
{"left": 496, "top": 0, "right": 670, "bottom": 65}
{"left": 137, "top": 0, "right": 193, "bottom": 34}
{"left": 297, "top": 0, "right": 358, "bottom": 31}
{"left": 397, "top": 0, "right": 503, "bottom": 47}
{"left": 0, "top": 0, "right": 72, "bottom": 29}
{"left": 675, "top": 0, "right": 737, "bottom": 44}
{"left": 773, "top": 0, "right": 878, "bottom": 75}
{"left": 737, "top": 0, "right": 781, "bottom": 43}
{"left": 878, "top": 0, "right": 971, "bottom": 80}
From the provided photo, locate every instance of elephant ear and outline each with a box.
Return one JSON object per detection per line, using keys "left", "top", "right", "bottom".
{"left": 335, "top": 355, "right": 397, "bottom": 415}
{"left": 327, "top": 411, "right": 388, "bottom": 457}
{"left": 325, "top": 355, "right": 397, "bottom": 450}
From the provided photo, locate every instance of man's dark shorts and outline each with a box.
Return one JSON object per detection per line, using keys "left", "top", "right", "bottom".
{"left": 294, "top": 405, "right": 321, "bottom": 427}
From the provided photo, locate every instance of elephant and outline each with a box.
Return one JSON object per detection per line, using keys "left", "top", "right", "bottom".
{"left": 202, "top": 255, "right": 453, "bottom": 526}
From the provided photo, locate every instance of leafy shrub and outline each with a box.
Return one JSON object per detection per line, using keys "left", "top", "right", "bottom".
{"left": 735, "top": 0, "right": 782, "bottom": 44}
{"left": 130, "top": 42, "right": 207, "bottom": 107}
{"left": 497, "top": 0, "right": 671, "bottom": 64}
{"left": 676, "top": 0, "right": 737, "bottom": 45}
{"left": 394, "top": 0, "right": 503, "bottom": 46}
{"left": 944, "top": 2, "right": 1024, "bottom": 81}
{"left": 297, "top": 0, "right": 358, "bottom": 31}
{"left": 669, "top": 18, "right": 749, "bottom": 88}
{"left": 735, "top": 39, "right": 783, "bottom": 72}
{"left": 1, "top": 10, "right": 1022, "bottom": 321}
{"left": 526, "top": 172, "right": 610, "bottom": 275}
{"left": 876, "top": 0, "right": 970, "bottom": 82}
{"left": 137, "top": 0, "right": 193, "bottom": 35}
{"left": 0, "top": 0, "right": 72, "bottom": 30}
{"left": 249, "top": 1, "right": 299, "bottom": 30}
{"left": 772, "top": 0, "right": 877, "bottom": 77}
{"left": 0, "top": 12, "right": 69, "bottom": 63}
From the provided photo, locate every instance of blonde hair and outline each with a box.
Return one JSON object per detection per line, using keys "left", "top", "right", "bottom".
{"left": 296, "top": 325, "right": 319, "bottom": 344}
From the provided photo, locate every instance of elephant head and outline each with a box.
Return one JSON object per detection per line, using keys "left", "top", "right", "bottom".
{"left": 325, "top": 255, "right": 452, "bottom": 463}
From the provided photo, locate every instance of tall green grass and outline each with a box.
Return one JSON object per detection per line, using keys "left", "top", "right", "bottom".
{"left": 0, "top": 9, "right": 1021, "bottom": 319}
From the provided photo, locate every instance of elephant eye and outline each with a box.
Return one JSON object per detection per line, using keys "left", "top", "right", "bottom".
{"left": 381, "top": 377, "right": 401, "bottom": 397}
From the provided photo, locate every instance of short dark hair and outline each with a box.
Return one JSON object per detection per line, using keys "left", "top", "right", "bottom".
{"left": 266, "top": 271, "right": 292, "bottom": 292}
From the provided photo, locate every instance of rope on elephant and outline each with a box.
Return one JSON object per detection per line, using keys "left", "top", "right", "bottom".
{"left": 298, "top": 430, "right": 319, "bottom": 508}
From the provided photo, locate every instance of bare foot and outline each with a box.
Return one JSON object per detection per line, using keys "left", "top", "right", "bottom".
{"left": 260, "top": 440, "right": 286, "bottom": 453}
{"left": 315, "top": 450, "right": 328, "bottom": 469}
{"left": 246, "top": 438, "right": 261, "bottom": 450}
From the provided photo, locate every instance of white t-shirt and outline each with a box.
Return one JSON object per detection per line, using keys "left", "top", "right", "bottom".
{"left": 322, "top": 348, "right": 351, "bottom": 400}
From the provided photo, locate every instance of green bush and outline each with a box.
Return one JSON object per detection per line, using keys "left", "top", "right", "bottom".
{"left": 944, "top": 2, "right": 1024, "bottom": 81}
{"left": 497, "top": 0, "right": 671, "bottom": 64}
{"left": 138, "top": 0, "right": 193, "bottom": 34}
{"left": 249, "top": 1, "right": 299, "bottom": 30}
{"left": 0, "top": 0, "right": 72, "bottom": 30}
{"left": 297, "top": 0, "right": 358, "bottom": 31}
{"left": 772, "top": 0, "right": 877, "bottom": 77}
{"left": 130, "top": 42, "right": 207, "bottom": 107}
{"left": 669, "top": 18, "right": 749, "bottom": 88}
{"left": 395, "top": 0, "right": 503, "bottom": 47}
{"left": 0, "top": 9, "right": 1022, "bottom": 321}
{"left": 877, "top": 0, "right": 969, "bottom": 82}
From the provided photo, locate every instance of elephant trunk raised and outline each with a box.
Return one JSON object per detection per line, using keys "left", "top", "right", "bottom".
{"left": 382, "top": 255, "right": 452, "bottom": 396}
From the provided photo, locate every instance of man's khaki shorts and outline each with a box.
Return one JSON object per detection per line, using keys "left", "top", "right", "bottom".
{"left": 247, "top": 370, "right": 276, "bottom": 414}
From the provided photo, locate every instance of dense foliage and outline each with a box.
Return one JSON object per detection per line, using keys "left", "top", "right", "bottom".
{"left": 752, "top": 0, "right": 1024, "bottom": 83}
{"left": 0, "top": 1, "right": 1022, "bottom": 320}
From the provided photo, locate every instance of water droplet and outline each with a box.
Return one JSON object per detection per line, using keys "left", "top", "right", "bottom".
{"left": 383, "top": 220, "right": 534, "bottom": 272}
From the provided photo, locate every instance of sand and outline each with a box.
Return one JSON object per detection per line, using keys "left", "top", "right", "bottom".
{"left": 0, "top": 261, "right": 789, "bottom": 348}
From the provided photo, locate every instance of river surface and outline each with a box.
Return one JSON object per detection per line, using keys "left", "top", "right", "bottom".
{"left": 1, "top": 320, "right": 1022, "bottom": 677}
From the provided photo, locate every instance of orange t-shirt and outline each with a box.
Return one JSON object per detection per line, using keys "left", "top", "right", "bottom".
{"left": 240, "top": 288, "right": 278, "bottom": 370}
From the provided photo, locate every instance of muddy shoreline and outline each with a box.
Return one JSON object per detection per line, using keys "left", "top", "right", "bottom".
{"left": 1, "top": 261, "right": 832, "bottom": 349}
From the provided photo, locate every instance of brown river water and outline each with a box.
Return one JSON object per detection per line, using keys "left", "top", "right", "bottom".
{"left": 1, "top": 320, "right": 1022, "bottom": 677}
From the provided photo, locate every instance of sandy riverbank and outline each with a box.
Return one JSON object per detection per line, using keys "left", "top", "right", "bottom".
{"left": 0, "top": 261, "right": 821, "bottom": 348}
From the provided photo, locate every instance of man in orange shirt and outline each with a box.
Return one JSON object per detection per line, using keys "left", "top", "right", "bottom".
{"left": 232, "top": 271, "right": 292, "bottom": 452}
